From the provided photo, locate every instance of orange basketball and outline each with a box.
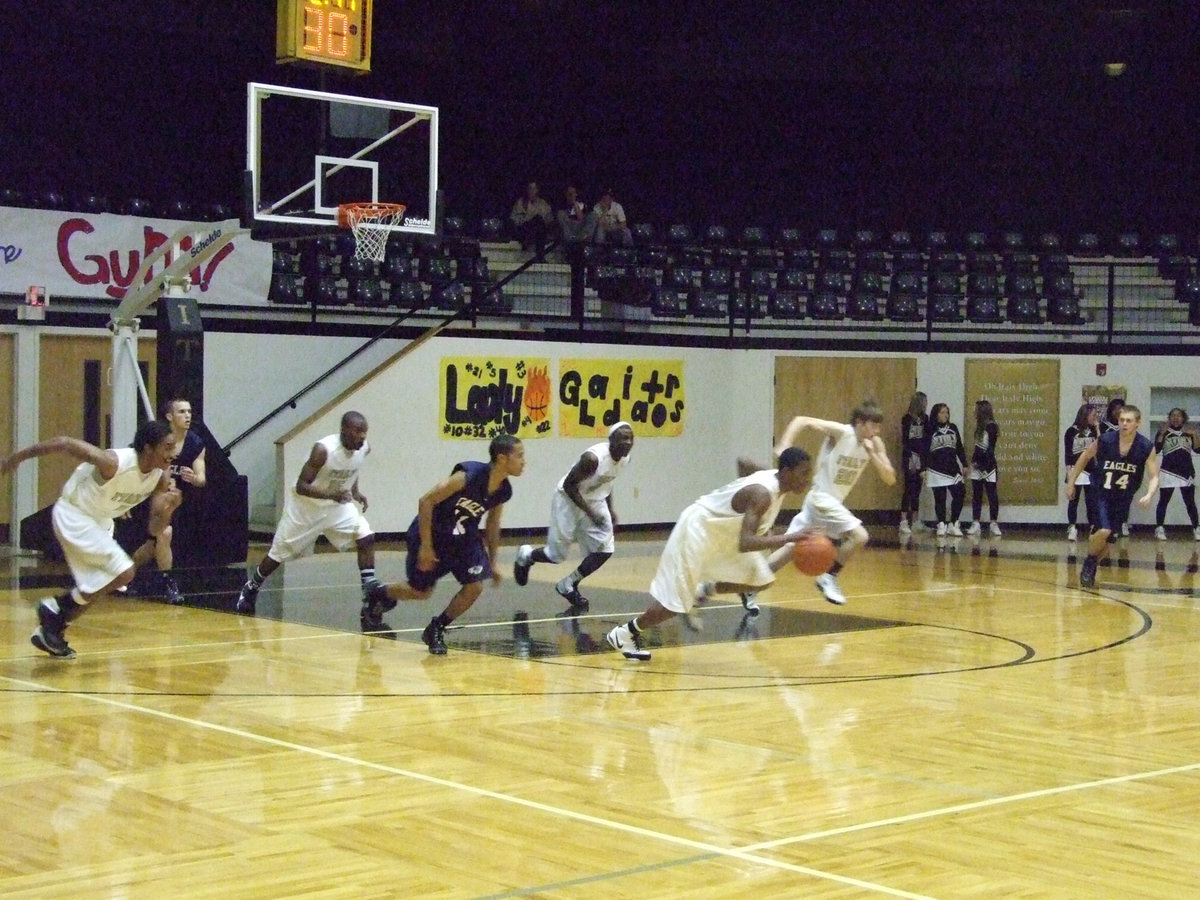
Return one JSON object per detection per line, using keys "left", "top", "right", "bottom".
{"left": 792, "top": 534, "right": 837, "bottom": 576}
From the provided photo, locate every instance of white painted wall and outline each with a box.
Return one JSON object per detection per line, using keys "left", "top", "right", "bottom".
{"left": 199, "top": 332, "right": 1200, "bottom": 532}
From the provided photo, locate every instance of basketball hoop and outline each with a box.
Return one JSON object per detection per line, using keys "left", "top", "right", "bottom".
{"left": 337, "top": 202, "right": 407, "bottom": 261}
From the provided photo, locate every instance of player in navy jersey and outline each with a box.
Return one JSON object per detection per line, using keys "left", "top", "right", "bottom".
{"left": 364, "top": 434, "right": 526, "bottom": 654}
{"left": 1067, "top": 404, "right": 1159, "bottom": 587}
{"left": 1100, "top": 397, "right": 1128, "bottom": 533}
{"left": 1152, "top": 407, "right": 1200, "bottom": 541}
{"left": 898, "top": 391, "right": 928, "bottom": 535}
{"left": 1063, "top": 404, "right": 1100, "bottom": 541}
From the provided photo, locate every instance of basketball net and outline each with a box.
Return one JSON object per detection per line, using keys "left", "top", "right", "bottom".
{"left": 337, "top": 202, "right": 407, "bottom": 261}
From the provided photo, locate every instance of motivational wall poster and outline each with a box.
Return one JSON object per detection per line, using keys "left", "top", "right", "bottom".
{"left": 964, "top": 358, "right": 1061, "bottom": 505}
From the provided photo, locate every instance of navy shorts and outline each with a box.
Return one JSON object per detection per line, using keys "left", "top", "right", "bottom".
{"left": 1093, "top": 491, "right": 1133, "bottom": 534}
{"left": 405, "top": 524, "right": 492, "bottom": 591}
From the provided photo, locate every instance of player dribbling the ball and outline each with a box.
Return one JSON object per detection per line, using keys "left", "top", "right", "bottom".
{"left": 606, "top": 447, "right": 812, "bottom": 662}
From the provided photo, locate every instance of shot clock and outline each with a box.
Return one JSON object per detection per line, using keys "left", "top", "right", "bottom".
{"left": 277, "top": 0, "right": 373, "bottom": 73}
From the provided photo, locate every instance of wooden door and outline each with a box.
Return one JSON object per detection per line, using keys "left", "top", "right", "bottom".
{"left": 38, "top": 334, "right": 156, "bottom": 508}
{"left": 773, "top": 355, "right": 917, "bottom": 511}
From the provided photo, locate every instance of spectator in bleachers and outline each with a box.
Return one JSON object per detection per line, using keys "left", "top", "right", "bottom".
{"left": 510, "top": 180, "right": 553, "bottom": 255}
{"left": 592, "top": 187, "right": 633, "bottom": 246}
{"left": 556, "top": 184, "right": 595, "bottom": 245}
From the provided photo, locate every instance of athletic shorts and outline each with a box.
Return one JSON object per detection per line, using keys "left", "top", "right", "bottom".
{"left": 545, "top": 490, "right": 615, "bottom": 561}
{"left": 268, "top": 496, "right": 372, "bottom": 562}
{"left": 52, "top": 500, "right": 132, "bottom": 595}
{"left": 785, "top": 489, "right": 862, "bottom": 540}
{"left": 649, "top": 503, "right": 773, "bottom": 614}
{"left": 405, "top": 524, "right": 492, "bottom": 592}
{"left": 1093, "top": 491, "right": 1134, "bottom": 534}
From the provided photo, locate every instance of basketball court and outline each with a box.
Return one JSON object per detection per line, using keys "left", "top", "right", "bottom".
{"left": 1, "top": 527, "right": 1197, "bottom": 897}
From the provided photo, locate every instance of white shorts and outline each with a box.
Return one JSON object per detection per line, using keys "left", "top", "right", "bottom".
{"left": 785, "top": 489, "right": 862, "bottom": 539}
{"left": 545, "top": 490, "right": 614, "bottom": 562}
{"left": 649, "top": 503, "right": 774, "bottom": 614}
{"left": 1160, "top": 470, "right": 1194, "bottom": 490}
{"left": 927, "top": 470, "right": 963, "bottom": 489}
{"left": 52, "top": 500, "right": 133, "bottom": 594}
{"left": 268, "top": 496, "right": 373, "bottom": 563}
{"left": 1072, "top": 472, "right": 1092, "bottom": 486}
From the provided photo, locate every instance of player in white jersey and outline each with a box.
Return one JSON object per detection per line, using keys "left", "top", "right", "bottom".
{"left": 757, "top": 400, "right": 897, "bottom": 606}
{"left": 236, "top": 411, "right": 387, "bottom": 623}
{"left": 606, "top": 447, "right": 812, "bottom": 661}
{"left": 513, "top": 421, "right": 634, "bottom": 611}
{"left": 1, "top": 420, "right": 180, "bottom": 658}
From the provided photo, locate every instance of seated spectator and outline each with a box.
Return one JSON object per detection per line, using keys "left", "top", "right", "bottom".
{"left": 510, "top": 180, "right": 553, "bottom": 254}
{"left": 557, "top": 184, "right": 595, "bottom": 244}
{"left": 593, "top": 187, "right": 632, "bottom": 247}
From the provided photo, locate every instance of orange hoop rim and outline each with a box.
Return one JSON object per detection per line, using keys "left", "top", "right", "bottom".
{"left": 336, "top": 201, "right": 407, "bottom": 229}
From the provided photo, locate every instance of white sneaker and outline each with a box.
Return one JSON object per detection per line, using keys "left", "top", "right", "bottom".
{"left": 815, "top": 573, "right": 846, "bottom": 605}
{"left": 1067, "top": 525, "right": 1078, "bottom": 542}
{"left": 1121, "top": 523, "right": 1130, "bottom": 537}
{"left": 1155, "top": 526, "right": 1167, "bottom": 541}
{"left": 948, "top": 523, "right": 964, "bottom": 537}
{"left": 606, "top": 624, "right": 650, "bottom": 661}
{"left": 966, "top": 521, "right": 981, "bottom": 536}
{"left": 1194, "top": 526, "right": 1200, "bottom": 542}
{"left": 989, "top": 522, "right": 1002, "bottom": 537}
{"left": 740, "top": 592, "right": 760, "bottom": 614}
{"left": 898, "top": 519, "right": 912, "bottom": 535}
{"left": 694, "top": 581, "right": 714, "bottom": 606}
{"left": 936, "top": 522, "right": 947, "bottom": 536}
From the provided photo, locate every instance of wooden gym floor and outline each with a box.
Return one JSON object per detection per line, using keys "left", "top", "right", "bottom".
{"left": 1, "top": 526, "right": 1198, "bottom": 898}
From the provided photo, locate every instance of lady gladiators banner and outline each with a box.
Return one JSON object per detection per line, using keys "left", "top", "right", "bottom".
{"left": 559, "top": 359, "right": 685, "bottom": 437}
{"left": 440, "top": 356, "right": 554, "bottom": 439}
{"left": 439, "top": 357, "right": 685, "bottom": 439}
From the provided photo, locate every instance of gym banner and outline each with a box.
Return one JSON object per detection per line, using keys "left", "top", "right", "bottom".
{"left": 0, "top": 206, "right": 271, "bottom": 305}
{"left": 440, "top": 356, "right": 553, "bottom": 439}
{"left": 559, "top": 359, "right": 685, "bottom": 437}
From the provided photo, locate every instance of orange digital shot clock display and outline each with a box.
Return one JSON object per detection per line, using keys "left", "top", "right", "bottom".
{"left": 277, "top": 0, "right": 372, "bottom": 73}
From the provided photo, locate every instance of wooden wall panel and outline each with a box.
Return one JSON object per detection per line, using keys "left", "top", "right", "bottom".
{"left": 38, "top": 335, "right": 156, "bottom": 508}
{"left": 773, "top": 356, "right": 917, "bottom": 511}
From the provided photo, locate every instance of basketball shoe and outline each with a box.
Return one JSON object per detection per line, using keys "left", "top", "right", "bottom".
{"left": 815, "top": 573, "right": 846, "bottom": 605}
{"left": 606, "top": 623, "right": 650, "bottom": 661}
{"left": 31, "top": 598, "right": 75, "bottom": 659}
{"left": 422, "top": 617, "right": 447, "bottom": 655}
{"left": 513, "top": 544, "right": 534, "bottom": 586}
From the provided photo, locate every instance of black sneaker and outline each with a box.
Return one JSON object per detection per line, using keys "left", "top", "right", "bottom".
{"left": 235, "top": 582, "right": 259, "bottom": 614}
{"left": 555, "top": 582, "right": 590, "bottom": 611}
{"left": 1079, "top": 556, "right": 1098, "bottom": 588}
{"left": 513, "top": 544, "right": 533, "bottom": 587}
{"left": 161, "top": 573, "right": 184, "bottom": 605}
{"left": 422, "top": 618, "right": 447, "bottom": 655}
{"left": 361, "top": 580, "right": 394, "bottom": 621}
{"left": 31, "top": 599, "right": 75, "bottom": 659}
{"left": 360, "top": 602, "right": 383, "bottom": 632}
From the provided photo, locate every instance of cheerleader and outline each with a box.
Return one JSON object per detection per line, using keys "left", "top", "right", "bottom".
{"left": 1153, "top": 407, "right": 1200, "bottom": 541}
{"left": 925, "top": 403, "right": 968, "bottom": 536}
{"left": 899, "top": 391, "right": 928, "bottom": 534}
{"left": 967, "top": 399, "right": 1002, "bottom": 536}
{"left": 1063, "top": 404, "right": 1100, "bottom": 541}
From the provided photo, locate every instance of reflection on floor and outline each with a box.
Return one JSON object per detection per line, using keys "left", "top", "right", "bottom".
{"left": 8, "top": 526, "right": 1200, "bottom": 661}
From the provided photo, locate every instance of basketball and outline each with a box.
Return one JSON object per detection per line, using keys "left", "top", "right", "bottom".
{"left": 792, "top": 534, "right": 837, "bottom": 576}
